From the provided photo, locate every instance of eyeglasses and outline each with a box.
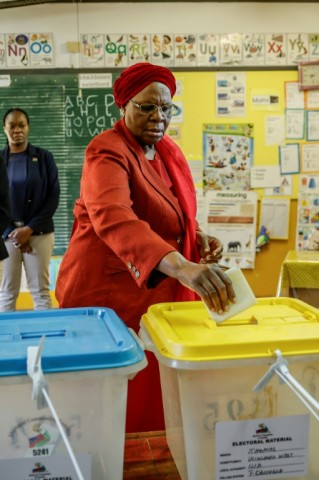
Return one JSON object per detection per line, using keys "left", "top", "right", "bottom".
{"left": 129, "top": 100, "right": 178, "bottom": 116}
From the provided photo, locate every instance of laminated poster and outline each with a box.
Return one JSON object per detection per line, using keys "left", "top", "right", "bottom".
{"left": 285, "top": 81, "right": 305, "bottom": 109}
{"left": 265, "top": 33, "right": 287, "bottom": 66}
{"left": 128, "top": 34, "right": 151, "bottom": 65}
{"left": 6, "top": 33, "right": 30, "bottom": 68}
{"left": 197, "top": 34, "right": 219, "bottom": 66}
{"left": 203, "top": 123, "right": 253, "bottom": 192}
{"left": 205, "top": 190, "right": 257, "bottom": 270}
{"left": 301, "top": 143, "right": 319, "bottom": 172}
{"left": 287, "top": 33, "right": 309, "bottom": 65}
{"left": 259, "top": 197, "right": 290, "bottom": 239}
{"left": 151, "top": 34, "right": 174, "bottom": 67}
{"left": 174, "top": 33, "right": 197, "bottom": 66}
{"left": 216, "top": 72, "right": 246, "bottom": 117}
{"left": 220, "top": 33, "right": 242, "bottom": 66}
{"left": 242, "top": 33, "right": 265, "bottom": 66}
{"left": 80, "top": 34, "right": 104, "bottom": 67}
{"left": 296, "top": 174, "right": 319, "bottom": 250}
{"left": 309, "top": 33, "right": 319, "bottom": 61}
{"left": 104, "top": 34, "right": 128, "bottom": 68}
{"left": 29, "top": 33, "right": 54, "bottom": 67}
{"left": 0, "top": 34, "right": 6, "bottom": 67}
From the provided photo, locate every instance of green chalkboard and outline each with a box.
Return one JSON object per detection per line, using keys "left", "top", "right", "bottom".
{"left": 0, "top": 72, "right": 121, "bottom": 254}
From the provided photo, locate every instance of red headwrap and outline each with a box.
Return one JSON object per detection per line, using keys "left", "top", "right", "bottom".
{"left": 113, "top": 62, "right": 176, "bottom": 108}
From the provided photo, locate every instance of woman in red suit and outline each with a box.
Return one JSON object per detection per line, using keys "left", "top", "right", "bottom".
{"left": 56, "top": 63, "right": 235, "bottom": 433}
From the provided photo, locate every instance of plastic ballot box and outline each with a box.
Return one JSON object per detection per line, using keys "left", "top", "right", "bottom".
{"left": 140, "top": 298, "right": 319, "bottom": 480}
{"left": 0, "top": 307, "right": 147, "bottom": 480}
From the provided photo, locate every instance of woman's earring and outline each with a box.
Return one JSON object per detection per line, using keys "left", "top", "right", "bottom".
{"left": 121, "top": 108, "right": 125, "bottom": 117}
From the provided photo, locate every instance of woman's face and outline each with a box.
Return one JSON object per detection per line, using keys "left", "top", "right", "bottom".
{"left": 3, "top": 111, "right": 29, "bottom": 148}
{"left": 123, "top": 82, "right": 172, "bottom": 146}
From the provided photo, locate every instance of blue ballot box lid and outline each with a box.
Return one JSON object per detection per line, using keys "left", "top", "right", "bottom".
{"left": 0, "top": 307, "right": 145, "bottom": 376}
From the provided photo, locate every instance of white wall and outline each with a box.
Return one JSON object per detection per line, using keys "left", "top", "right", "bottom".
{"left": 0, "top": 2, "right": 318, "bottom": 67}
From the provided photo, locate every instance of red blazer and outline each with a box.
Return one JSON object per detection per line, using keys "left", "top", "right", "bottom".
{"left": 56, "top": 119, "right": 191, "bottom": 332}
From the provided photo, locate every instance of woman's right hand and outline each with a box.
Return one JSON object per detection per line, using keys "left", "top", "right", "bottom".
{"left": 156, "top": 251, "right": 236, "bottom": 314}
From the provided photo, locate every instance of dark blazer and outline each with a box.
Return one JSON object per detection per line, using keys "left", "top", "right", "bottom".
{"left": 0, "top": 154, "right": 11, "bottom": 260}
{"left": 1, "top": 143, "right": 60, "bottom": 237}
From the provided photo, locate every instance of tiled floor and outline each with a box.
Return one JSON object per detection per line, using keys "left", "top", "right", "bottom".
{"left": 123, "top": 431, "right": 181, "bottom": 479}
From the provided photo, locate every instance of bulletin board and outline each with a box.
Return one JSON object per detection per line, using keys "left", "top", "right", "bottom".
{"left": 172, "top": 69, "right": 300, "bottom": 197}
{"left": 0, "top": 69, "right": 305, "bottom": 296}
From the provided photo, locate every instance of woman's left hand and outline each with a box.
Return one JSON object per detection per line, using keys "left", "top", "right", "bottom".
{"left": 8, "top": 226, "right": 33, "bottom": 249}
{"left": 196, "top": 231, "right": 223, "bottom": 263}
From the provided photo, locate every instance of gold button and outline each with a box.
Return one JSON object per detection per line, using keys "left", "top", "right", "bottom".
{"left": 135, "top": 271, "right": 140, "bottom": 279}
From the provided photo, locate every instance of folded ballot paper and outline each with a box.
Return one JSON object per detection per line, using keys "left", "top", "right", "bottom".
{"left": 204, "top": 267, "right": 256, "bottom": 323}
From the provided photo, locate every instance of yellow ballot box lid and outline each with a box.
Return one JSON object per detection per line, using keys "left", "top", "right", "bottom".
{"left": 140, "top": 297, "right": 319, "bottom": 363}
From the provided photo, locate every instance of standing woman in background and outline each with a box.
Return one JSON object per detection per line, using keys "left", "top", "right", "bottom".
{"left": 0, "top": 108, "right": 60, "bottom": 311}
{"left": 0, "top": 154, "right": 11, "bottom": 261}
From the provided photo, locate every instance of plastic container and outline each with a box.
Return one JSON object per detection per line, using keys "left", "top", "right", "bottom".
{"left": 140, "top": 297, "right": 319, "bottom": 480}
{"left": 0, "top": 307, "right": 147, "bottom": 480}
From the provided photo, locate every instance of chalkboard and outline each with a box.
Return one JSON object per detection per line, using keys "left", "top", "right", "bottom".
{"left": 0, "top": 72, "right": 121, "bottom": 254}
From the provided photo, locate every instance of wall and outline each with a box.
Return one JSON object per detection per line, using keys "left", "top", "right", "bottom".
{"left": 0, "top": 2, "right": 316, "bottom": 305}
{"left": 1, "top": 3, "right": 319, "bottom": 69}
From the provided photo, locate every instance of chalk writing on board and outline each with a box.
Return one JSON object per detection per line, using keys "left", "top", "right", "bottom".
{"left": 65, "top": 94, "right": 118, "bottom": 138}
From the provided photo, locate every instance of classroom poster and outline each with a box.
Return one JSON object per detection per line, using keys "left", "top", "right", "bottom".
{"left": 197, "top": 34, "right": 219, "bottom": 66}
{"left": 216, "top": 72, "right": 246, "bottom": 117}
{"left": 285, "top": 81, "right": 305, "bottom": 109}
{"left": 29, "top": 33, "right": 54, "bottom": 67}
{"left": 6, "top": 33, "right": 30, "bottom": 67}
{"left": 203, "top": 123, "right": 253, "bottom": 191}
{"left": 242, "top": 33, "right": 265, "bottom": 66}
{"left": 259, "top": 197, "right": 290, "bottom": 239}
{"left": 174, "top": 33, "right": 197, "bottom": 66}
{"left": 151, "top": 34, "right": 174, "bottom": 67}
{"left": 265, "top": 33, "right": 287, "bottom": 66}
{"left": 287, "top": 33, "right": 309, "bottom": 64}
{"left": 80, "top": 34, "right": 104, "bottom": 67}
{"left": 104, "top": 34, "right": 128, "bottom": 68}
{"left": 128, "top": 34, "right": 151, "bottom": 65}
{"left": 301, "top": 143, "right": 319, "bottom": 172}
{"left": 306, "top": 110, "right": 319, "bottom": 141}
{"left": 205, "top": 190, "right": 257, "bottom": 269}
{"left": 306, "top": 90, "right": 319, "bottom": 109}
{"left": 308, "top": 34, "right": 319, "bottom": 61}
{"left": 265, "top": 175, "right": 293, "bottom": 196}
{"left": 220, "top": 33, "right": 242, "bottom": 66}
{"left": 0, "top": 34, "right": 6, "bottom": 67}
{"left": 296, "top": 174, "right": 319, "bottom": 250}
